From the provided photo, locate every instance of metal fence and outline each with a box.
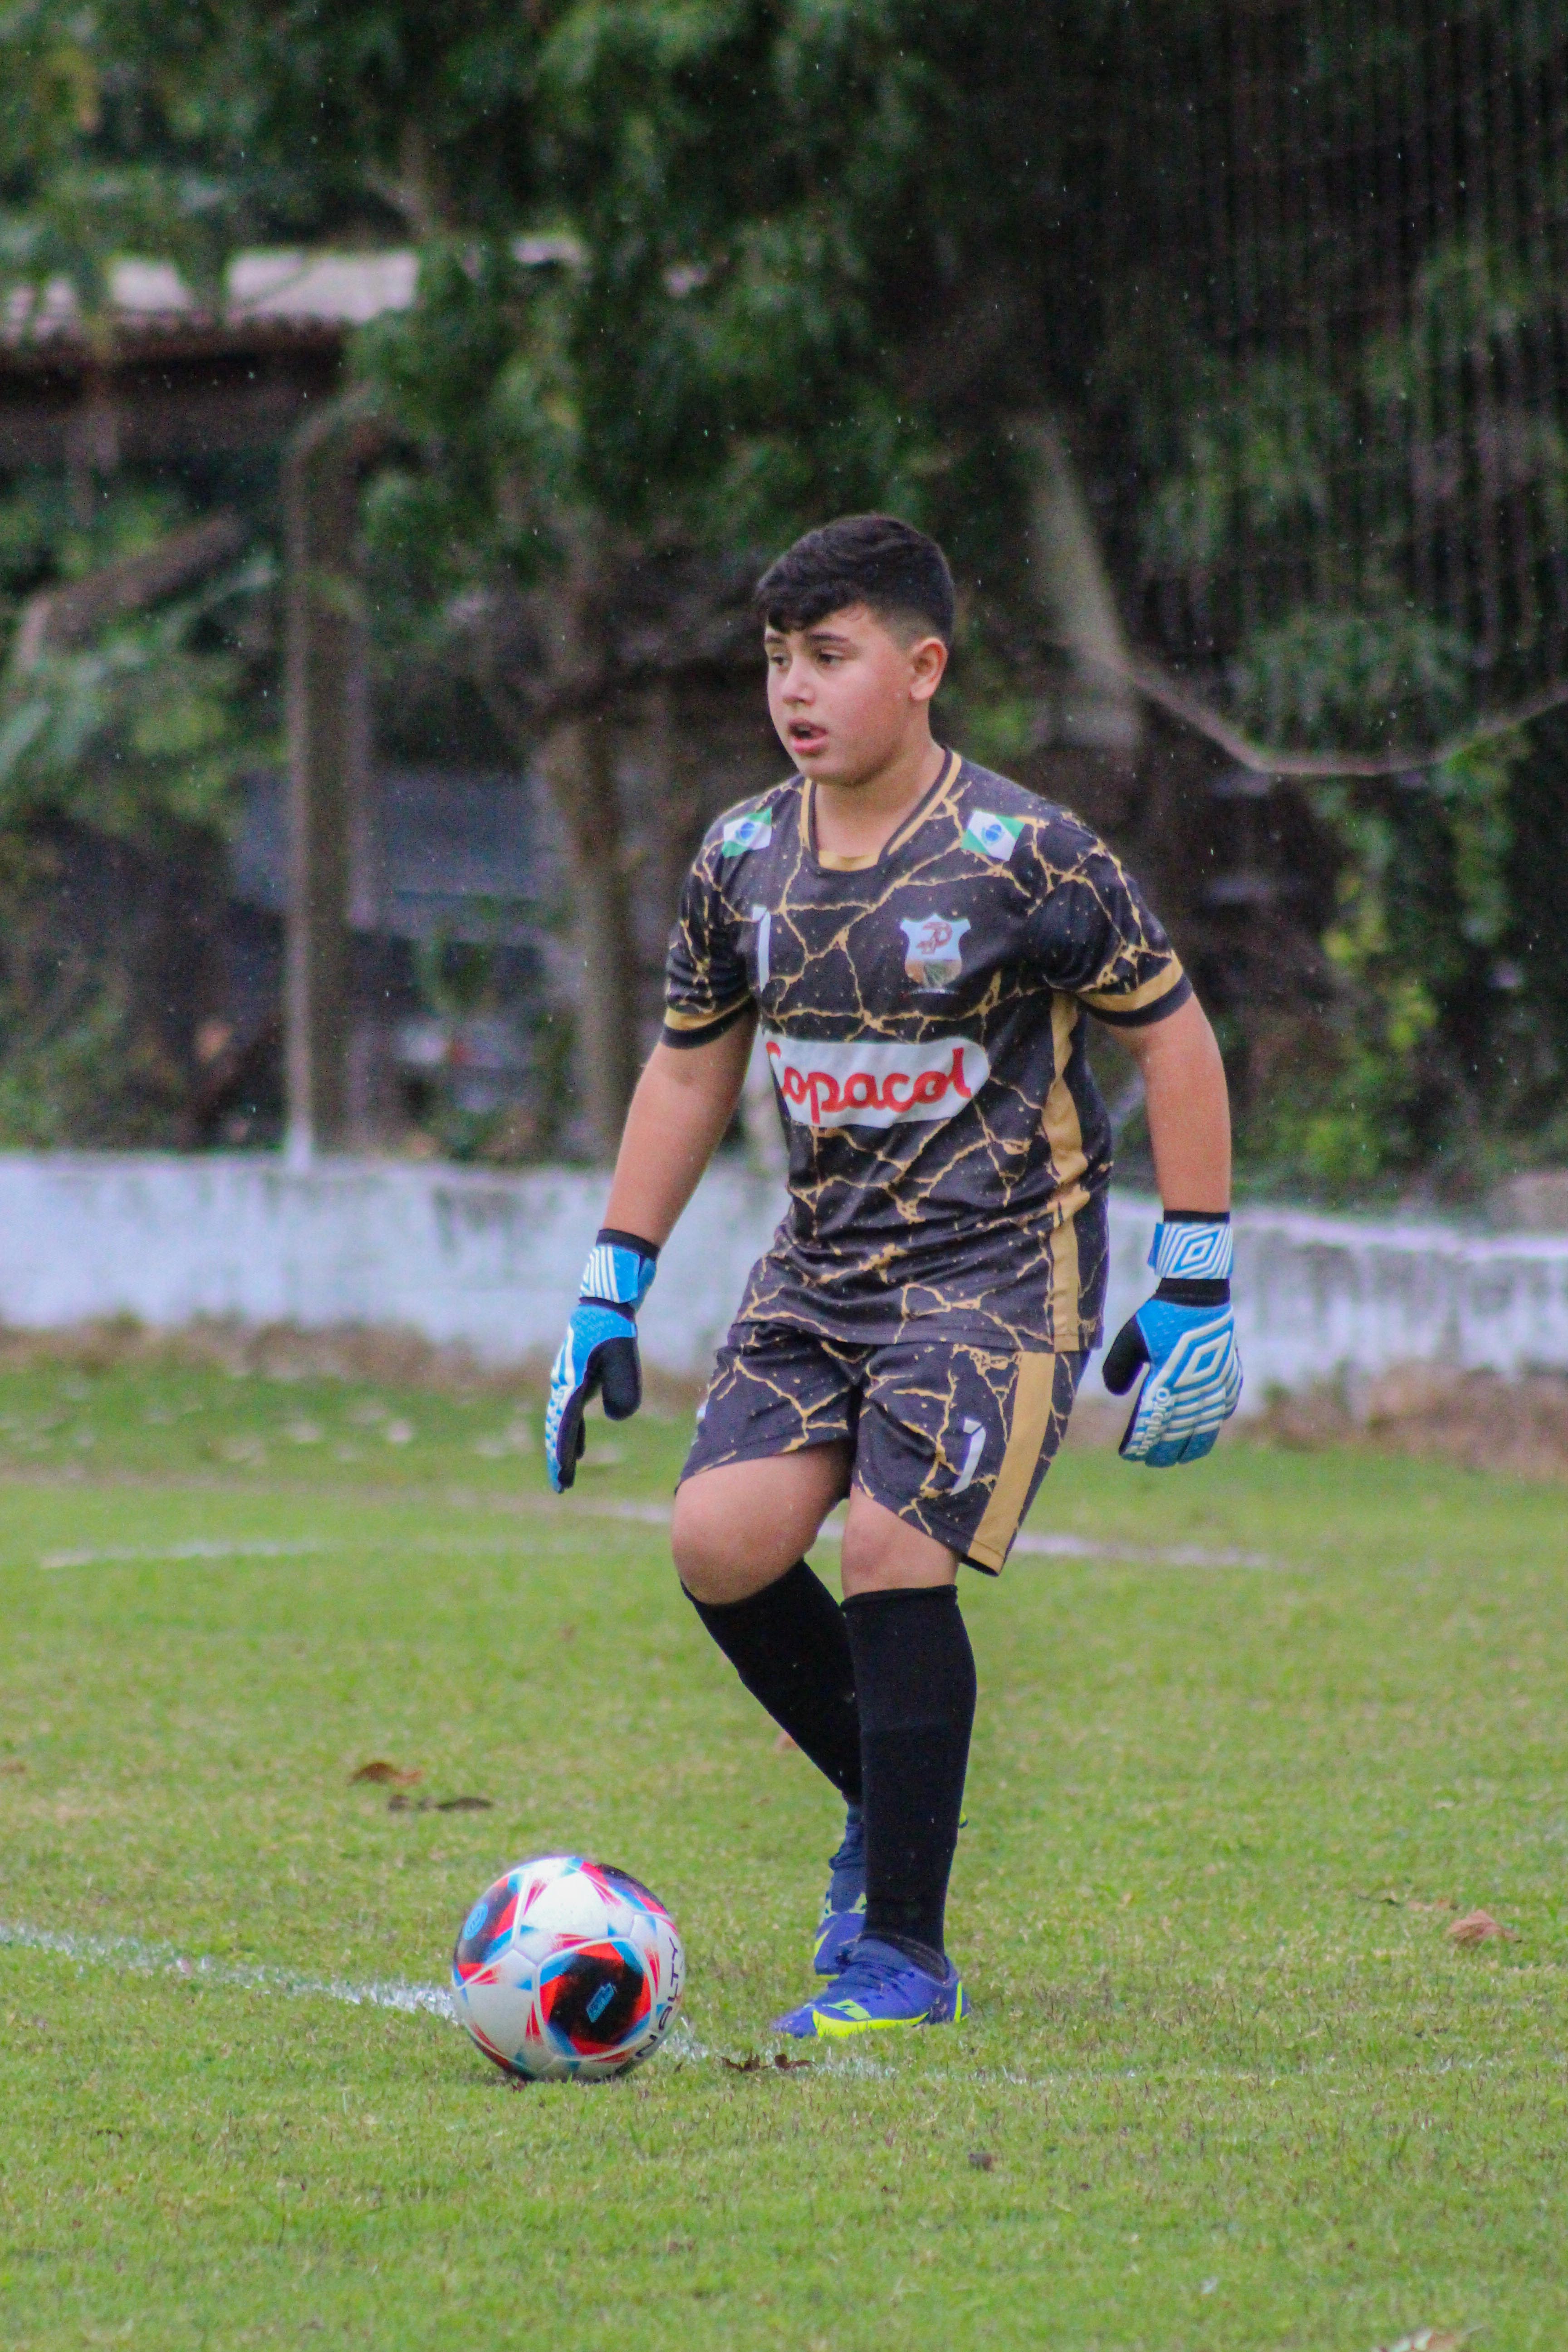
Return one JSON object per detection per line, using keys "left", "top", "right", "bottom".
{"left": 1113, "top": 0, "right": 1568, "bottom": 710}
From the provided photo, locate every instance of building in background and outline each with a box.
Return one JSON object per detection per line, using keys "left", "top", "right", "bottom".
{"left": 217, "top": 763, "right": 554, "bottom": 1156}
{"left": 0, "top": 248, "right": 785, "bottom": 1163}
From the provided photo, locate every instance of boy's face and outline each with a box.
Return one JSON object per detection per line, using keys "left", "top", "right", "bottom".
{"left": 763, "top": 604, "right": 947, "bottom": 786}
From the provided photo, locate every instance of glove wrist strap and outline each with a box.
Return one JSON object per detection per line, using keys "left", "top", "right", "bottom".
{"left": 595, "top": 1227, "right": 660, "bottom": 1260}
{"left": 580, "top": 1228, "right": 660, "bottom": 1311}
{"left": 1149, "top": 1215, "right": 1232, "bottom": 1283}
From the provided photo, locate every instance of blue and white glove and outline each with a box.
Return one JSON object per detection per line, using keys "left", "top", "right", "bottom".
{"left": 1102, "top": 1214, "right": 1243, "bottom": 1467}
{"left": 544, "top": 1230, "right": 659, "bottom": 1493}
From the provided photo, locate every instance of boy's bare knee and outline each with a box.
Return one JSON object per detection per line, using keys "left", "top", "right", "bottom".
{"left": 677, "top": 1486, "right": 799, "bottom": 1599}
{"left": 670, "top": 1487, "right": 730, "bottom": 1597}
{"left": 672, "top": 1448, "right": 851, "bottom": 1604}
{"left": 671, "top": 1481, "right": 784, "bottom": 1602}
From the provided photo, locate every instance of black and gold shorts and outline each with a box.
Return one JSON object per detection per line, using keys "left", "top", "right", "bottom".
{"left": 679, "top": 1321, "right": 1084, "bottom": 1575}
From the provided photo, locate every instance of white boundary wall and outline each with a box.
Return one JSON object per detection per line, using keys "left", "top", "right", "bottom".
{"left": 1, "top": 1152, "right": 1567, "bottom": 1399}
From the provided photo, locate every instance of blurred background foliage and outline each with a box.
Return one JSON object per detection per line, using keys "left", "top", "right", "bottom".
{"left": 0, "top": 0, "right": 1567, "bottom": 1197}
{"left": 0, "top": 480, "right": 273, "bottom": 838}
{"left": 0, "top": 469, "right": 274, "bottom": 1142}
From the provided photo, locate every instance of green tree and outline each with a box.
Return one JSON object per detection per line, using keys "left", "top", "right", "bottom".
{"left": 5, "top": 0, "right": 1567, "bottom": 1187}
{"left": 0, "top": 0, "right": 1209, "bottom": 1154}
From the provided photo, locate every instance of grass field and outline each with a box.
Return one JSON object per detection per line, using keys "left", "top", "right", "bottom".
{"left": 1, "top": 1350, "right": 1565, "bottom": 2350}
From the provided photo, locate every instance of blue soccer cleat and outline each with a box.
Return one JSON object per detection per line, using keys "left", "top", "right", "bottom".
{"left": 773, "top": 1936, "right": 966, "bottom": 2038}
{"left": 813, "top": 1804, "right": 866, "bottom": 1976}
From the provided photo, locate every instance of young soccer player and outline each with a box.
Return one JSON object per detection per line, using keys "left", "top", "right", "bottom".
{"left": 545, "top": 514, "right": 1241, "bottom": 2037}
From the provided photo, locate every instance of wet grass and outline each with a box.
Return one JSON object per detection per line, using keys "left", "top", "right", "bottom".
{"left": 0, "top": 1353, "right": 1564, "bottom": 2348}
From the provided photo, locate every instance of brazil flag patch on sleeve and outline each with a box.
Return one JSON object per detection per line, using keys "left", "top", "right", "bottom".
{"left": 722, "top": 809, "right": 774, "bottom": 858}
{"left": 961, "top": 808, "right": 1024, "bottom": 861}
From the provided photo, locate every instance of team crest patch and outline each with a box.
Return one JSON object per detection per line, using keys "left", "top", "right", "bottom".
{"left": 901, "top": 914, "right": 971, "bottom": 990}
{"left": 961, "top": 808, "right": 1024, "bottom": 862}
{"left": 721, "top": 810, "right": 773, "bottom": 858}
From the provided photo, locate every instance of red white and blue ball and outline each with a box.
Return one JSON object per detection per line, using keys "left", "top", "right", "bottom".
{"left": 451, "top": 1854, "right": 685, "bottom": 2082}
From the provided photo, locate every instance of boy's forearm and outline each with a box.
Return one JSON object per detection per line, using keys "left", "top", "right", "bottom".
{"left": 602, "top": 1021, "right": 756, "bottom": 1247}
{"left": 1122, "top": 996, "right": 1231, "bottom": 1212}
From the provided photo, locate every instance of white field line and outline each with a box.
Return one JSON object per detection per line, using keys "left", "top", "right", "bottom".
{"left": 1012, "top": 1533, "right": 1276, "bottom": 1569}
{"left": 4, "top": 1918, "right": 1495, "bottom": 2090}
{"left": 34, "top": 1506, "right": 1274, "bottom": 1575}
{"left": 0, "top": 1917, "right": 716, "bottom": 2063}
{"left": 0, "top": 1916, "right": 453, "bottom": 2019}
{"left": 34, "top": 1485, "right": 1272, "bottom": 1575}
{"left": 39, "top": 1533, "right": 545, "bottom": 1570}
{"left": 572, "top": 1500, "right": 679, "bottom": 1529}
{"left": 578, "top": 1499, "right": 1274, "bottom": 1571}
{"left": 39, "top": 1538, "right": 333, "bottom": 1571}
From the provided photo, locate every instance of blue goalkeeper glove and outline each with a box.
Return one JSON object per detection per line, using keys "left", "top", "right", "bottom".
{"left": 1102, "top": 1214, "right": 1242, "bottom": 1467}
{"left": 544, "top": 1230, "right": 659, "bottom": 1494}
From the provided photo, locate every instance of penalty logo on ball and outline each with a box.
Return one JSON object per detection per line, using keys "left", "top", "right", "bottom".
{"left": 451, "top": 1854, "right": 685, "bottom": 2082}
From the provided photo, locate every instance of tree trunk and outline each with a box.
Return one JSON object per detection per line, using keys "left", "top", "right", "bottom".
{"left": 539, "top": 711, "right": 641, "bottom": 1164}
{"left": 646, "top": 678, "right": 701, "bottom": 949}
{"left": 470, "top": 523, "right": 651, "bottom": 1166}
{"left": 1011, "top": 413, "right": 1142, "bottom": 754}
{"left": 282, "top": 403, "right": 377, "bottom": 1165}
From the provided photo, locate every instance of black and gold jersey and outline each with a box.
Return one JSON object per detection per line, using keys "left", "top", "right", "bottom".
{"left": 663, "top": 749, "right": 1189, "bottom": 1352}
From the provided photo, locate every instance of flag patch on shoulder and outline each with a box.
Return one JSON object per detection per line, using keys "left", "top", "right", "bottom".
{"left": 721, "top": 810, "right": 773, "bottom": 857}
{"left": 961, "top": 808, "right": 1024, "bottom": 861}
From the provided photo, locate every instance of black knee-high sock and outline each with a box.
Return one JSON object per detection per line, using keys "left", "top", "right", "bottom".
{"left": 684, "top": 1559, "right": 862, "bottom": 1803}
{"left": 843, "top": 1586, "right": 976, "bottom": 1970}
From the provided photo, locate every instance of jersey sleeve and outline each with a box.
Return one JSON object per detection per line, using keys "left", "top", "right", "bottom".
{"left": 1025, "top": 828, "right": 1191, "bottom": 1027}
{"left": 662, "top": 840, "right": 754, "bottom": 1049}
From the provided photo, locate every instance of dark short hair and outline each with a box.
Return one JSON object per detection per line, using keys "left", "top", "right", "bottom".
{"left": 754, "top": 514, "right": 956, "bottom": 644}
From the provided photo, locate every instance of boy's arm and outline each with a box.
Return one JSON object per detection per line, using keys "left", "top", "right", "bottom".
{"left": 544, "top": 1018, "right": 755, "bottom": 1492}
{"left": 1099, "top": 993, "right": 1242, "bottom": 1467}
{"left": 603, "top": 1018, "right": 757, "bottom": 1245}
{"left": 1117, "top": 995, "right": 1230, "bottom": 1211}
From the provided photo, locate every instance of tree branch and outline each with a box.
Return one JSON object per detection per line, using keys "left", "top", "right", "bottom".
{"left": 1069, "top": 641, "right": 1568, "bottom": 778}
{"left": 12, "top": 510, "right": 247, "bottom": 667}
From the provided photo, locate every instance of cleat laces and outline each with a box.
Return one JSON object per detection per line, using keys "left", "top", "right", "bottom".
{"left": 825, "top": 1940, "right": 926, "bottom": 2002}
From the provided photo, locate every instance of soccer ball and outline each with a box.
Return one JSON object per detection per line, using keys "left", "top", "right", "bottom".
{"left": 450, "top": 1853, "right": 685, "bottom": 2082}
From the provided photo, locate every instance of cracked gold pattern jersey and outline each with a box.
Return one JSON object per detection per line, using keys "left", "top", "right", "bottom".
{"left": 663, "top": 748, "right": 1190, "bottom": 1351}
